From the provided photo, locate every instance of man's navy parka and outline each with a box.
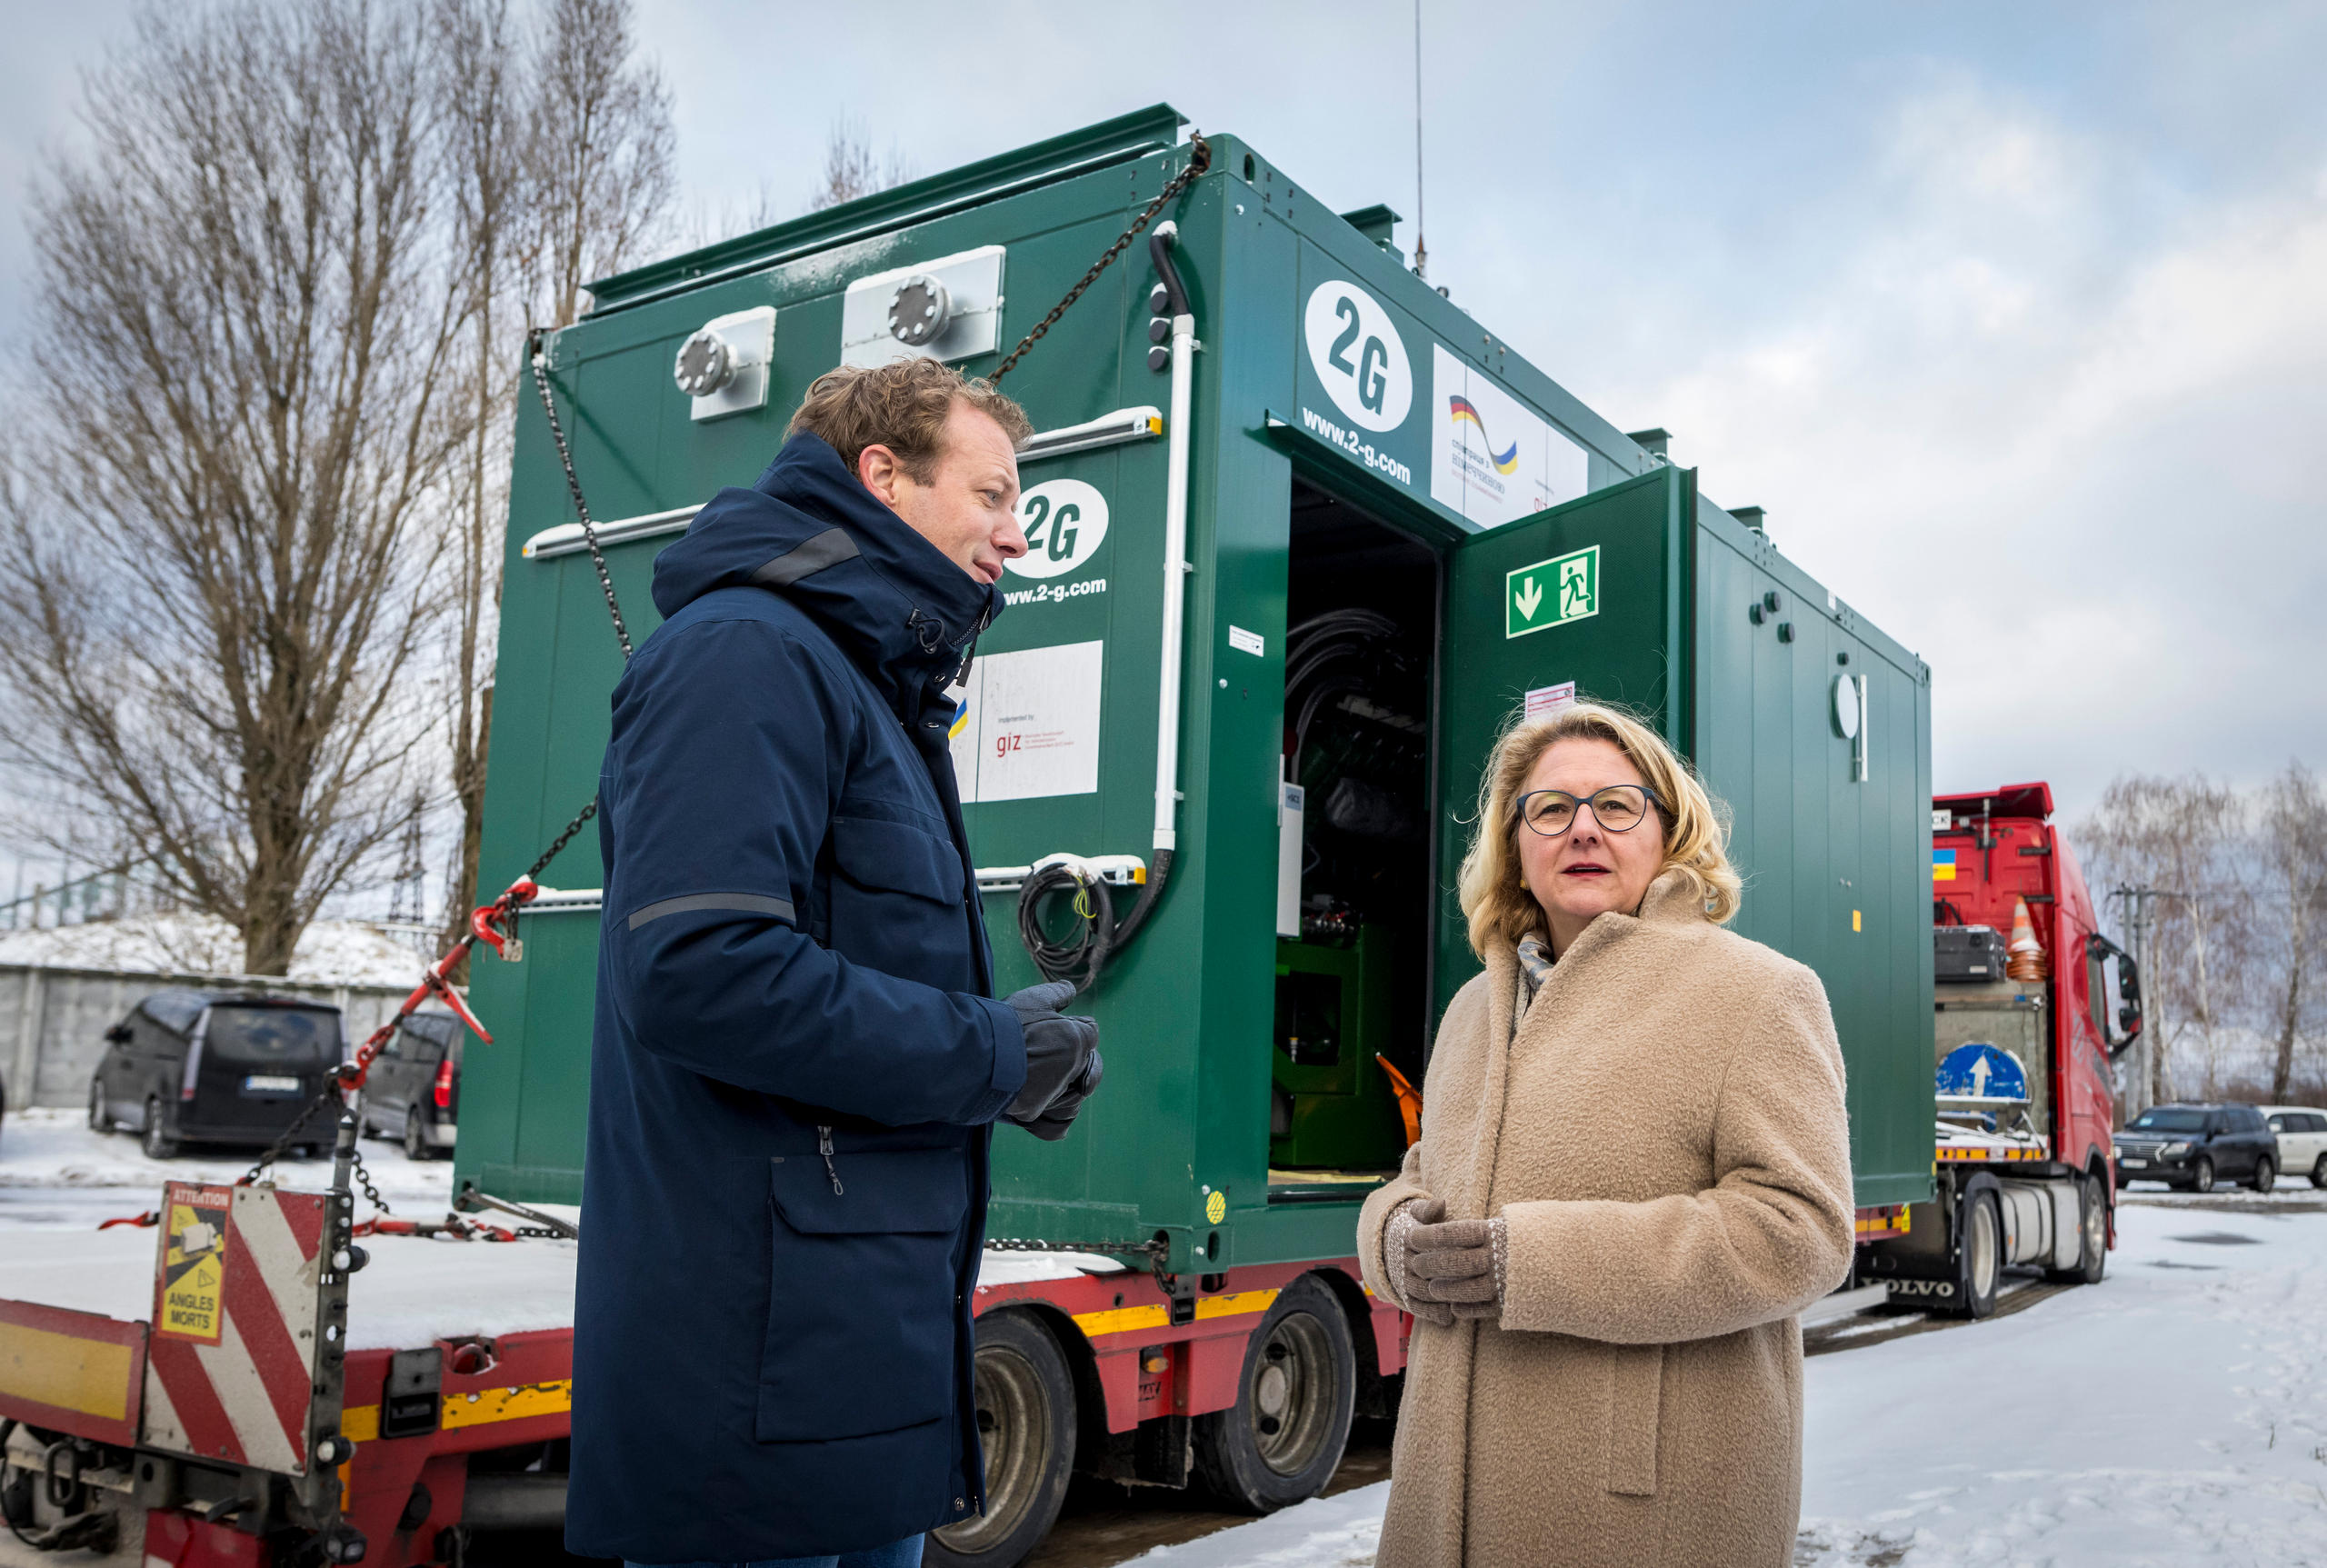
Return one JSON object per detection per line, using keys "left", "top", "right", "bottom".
{"left": 567, "top": 434, "right": 1029, "bottom": 1561}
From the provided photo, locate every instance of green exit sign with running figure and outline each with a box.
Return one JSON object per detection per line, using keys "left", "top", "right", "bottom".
{"left": 1505, "top": 544, "right": 1600, "bottom": 638}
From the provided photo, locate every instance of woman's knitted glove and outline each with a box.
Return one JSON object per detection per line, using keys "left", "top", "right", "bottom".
{"left": 1405, "top": 1203, "right": 1507, "bottom": 1323}
{"left": 1383, "top": 1198, "right": 1452, "bottom": 1325}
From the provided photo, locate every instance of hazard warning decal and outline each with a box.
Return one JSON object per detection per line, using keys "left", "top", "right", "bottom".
{"left": 144, "top": 1182, "right": 328, "bottom": 1473}
{"left": 158, "top": 1185, "right": 232, "bottom": 1343}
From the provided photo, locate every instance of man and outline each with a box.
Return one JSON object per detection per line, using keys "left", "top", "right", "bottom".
{"left": 567, "top": 359, "right": 1104, "bottom": 1567}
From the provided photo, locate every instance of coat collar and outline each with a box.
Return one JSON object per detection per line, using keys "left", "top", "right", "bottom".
{"left": 650, "top": 433, "right": 1004, "bottom": 722}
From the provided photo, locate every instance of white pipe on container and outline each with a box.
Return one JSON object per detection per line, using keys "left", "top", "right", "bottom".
{"left": 1153, "top": 240, "right": 1196, "bottom": 854}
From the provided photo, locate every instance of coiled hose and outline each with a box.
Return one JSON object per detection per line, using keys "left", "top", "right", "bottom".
{"left": 1015, "top": 850, "right": 1174, "bottom": 994}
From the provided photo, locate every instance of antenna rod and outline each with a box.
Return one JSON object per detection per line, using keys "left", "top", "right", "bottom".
{"left": 1413, "top": 0, "right": 1427, "bottom": 279}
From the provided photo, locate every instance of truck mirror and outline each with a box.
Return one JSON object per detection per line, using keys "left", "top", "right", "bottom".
{"left": 2091, "top": 934, "right": 2142, "bottom": 1058}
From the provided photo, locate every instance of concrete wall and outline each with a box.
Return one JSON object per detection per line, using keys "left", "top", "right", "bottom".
{"left": 1, "top": 965, "right": 425, "bottom": 1110}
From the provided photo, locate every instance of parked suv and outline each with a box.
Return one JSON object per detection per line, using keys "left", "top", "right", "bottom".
{"left": 2261, "top": 1105, "right": 2327, "bottom": 1190}
{"left": 358, "top": 1011, "right": 462, "bottom": 1161}
{"left": 2112, "top": 1102, "right": 2281, "bottom": 1193}
{"left": 89, "top": 991, "right": 343, "bottom": 1159}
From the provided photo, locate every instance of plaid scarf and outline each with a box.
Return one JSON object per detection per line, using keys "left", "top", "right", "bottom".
{"left": 1515, "top": 932, "right": 1555, "bottom": 1017}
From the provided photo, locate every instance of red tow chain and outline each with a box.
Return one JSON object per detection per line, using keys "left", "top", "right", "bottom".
{"left": 337, "top": 875, "right": 541, "bottom": 1092}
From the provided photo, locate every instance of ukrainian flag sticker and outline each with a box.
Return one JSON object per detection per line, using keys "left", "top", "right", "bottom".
{"left": 1933, "top": 848, "right": 1957, "bottom": 883}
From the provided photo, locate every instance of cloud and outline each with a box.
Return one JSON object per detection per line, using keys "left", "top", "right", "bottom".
{"left": 1593, "top": 75, "right": 2327, "bottom": 814}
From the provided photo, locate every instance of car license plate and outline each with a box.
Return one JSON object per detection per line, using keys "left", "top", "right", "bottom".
{"left": 2121, "top": 1156, "right": 2148, "bottom": 1168}
{"left": 244, "top": 1074, "right": 301, "bottom": 1093}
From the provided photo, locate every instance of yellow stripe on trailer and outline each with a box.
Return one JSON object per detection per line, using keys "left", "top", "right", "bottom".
{"left": 340, "top": 1379, "right": 574, "bottom": 1443}
{"left": 1072, "top": 1287, "right": 1279, "bottom": 1340}
{"left": 0, "top": 1321, "right": 133, "bottom": 1422}
{"left": 1935, "top": 1144, "right": 2047, "bottom": 1163}
{"left": 441, "top": 1379, "right": 574, "bottom": 1430}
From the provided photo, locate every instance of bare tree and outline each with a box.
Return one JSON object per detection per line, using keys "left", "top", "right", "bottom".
{"left": 2076, "top": 774, "right": 2253, "bottom": 1103}
{"left": 2256, "top": 762, "right": 2327, "bottom": 1100}
{"left": 528, "top": 0, "right": 676, "bottom": 328}
{"left": 432, "top": 0, "right": 530, "bottom": 967}
{"left": 806, "top": 113, "right": 916, "bottom": 213}
{"left": 428, "top": 0, "right": 674, "bottom": 965}
{"left": 0, "top": 0, "right": 466, "bottom": 974}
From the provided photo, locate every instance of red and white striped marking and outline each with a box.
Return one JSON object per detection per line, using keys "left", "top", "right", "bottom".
{"left": 143, "top": 1183, "right": 326, "bottom": 1474}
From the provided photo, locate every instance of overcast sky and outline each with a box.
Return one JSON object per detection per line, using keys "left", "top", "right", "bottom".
{"left": 5, "top": 0, "right": 2322, "bottom": 842}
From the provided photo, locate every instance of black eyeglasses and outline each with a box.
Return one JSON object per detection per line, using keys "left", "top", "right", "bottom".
{"left": 1515, "top": 784, "right": 1663, "bottom": 838}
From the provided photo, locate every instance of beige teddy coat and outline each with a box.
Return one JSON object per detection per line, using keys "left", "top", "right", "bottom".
{"left": 1357, "top": 871, "right": 1855, "bottom": 1568}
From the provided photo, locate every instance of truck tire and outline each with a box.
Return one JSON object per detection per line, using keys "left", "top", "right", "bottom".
{"left": 142, "top": 1096, "right": 180, "bottom": 1161}
{"left": 1193, "top": 1273, "right": 1356, "bottom": 1513}
{"left": 926, "top": 1310, "right": 1074, "bottom": 1568}
{"left": 2045, "top": 1174, "right": 2106, "bottom": 1285}
{"left": 1956, "top": 1189, "right": 2002, "bottom": 1318}
{"left": 2188, "top": 1156, "right": 2215, "bottom": 1193}
{"left": 2249, "top": 1155, "right": 2275, "bottom": 1193}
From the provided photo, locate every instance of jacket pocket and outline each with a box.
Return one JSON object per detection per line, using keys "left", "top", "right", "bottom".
{"left": 1603, "top": 1342, "right": 1665, "bottom": 1496}
{"left": 831, "top": 815, "right": 963, "bottom": 904}
{"left": 825, "top": 815, "right": 971, "bottom": 985}
{"left": 756, "top": 1146, "right": 971, "bottom": 1443}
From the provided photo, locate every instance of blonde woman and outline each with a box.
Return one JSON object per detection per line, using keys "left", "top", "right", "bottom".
{"left": 1357, "top": 702, "right": 1853, "bottom": 1568}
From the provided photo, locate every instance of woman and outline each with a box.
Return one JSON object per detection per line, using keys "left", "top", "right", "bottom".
{"left": 1357, "top": 701, "right": 1853, "bottom": 1568}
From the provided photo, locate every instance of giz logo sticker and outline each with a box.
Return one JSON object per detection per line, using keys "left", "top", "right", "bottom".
{"left": 1303, "top": 280, "right": 1413, "bottom": 433}
{"left": 1006, "top": 480, "right": 1109, "bottom": 580}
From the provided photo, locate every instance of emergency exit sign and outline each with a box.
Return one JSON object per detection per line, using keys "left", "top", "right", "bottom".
{"left": 1506, "top": 545, "right": 1600, "bottom": 638}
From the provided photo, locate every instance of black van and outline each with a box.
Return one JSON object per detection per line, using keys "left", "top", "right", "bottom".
{"left": 357, "top": 1011, "right": 462, "bottom": 1161}
{"left": 88, "top": 990, "right": 344, "bottom": 1159}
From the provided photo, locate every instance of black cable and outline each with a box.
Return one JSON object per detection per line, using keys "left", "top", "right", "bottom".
{"left": 1016, "top": 863, "right": 1117, "bottom": 992}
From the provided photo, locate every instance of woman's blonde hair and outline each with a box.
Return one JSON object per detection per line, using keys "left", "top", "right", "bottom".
{"left": 1456, "top": 699, "right": 1742, "bottom": 956}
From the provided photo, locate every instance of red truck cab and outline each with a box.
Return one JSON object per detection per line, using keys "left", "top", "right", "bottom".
{"left": 1861, "top": 782, "right": 2143, "bottom": 1315}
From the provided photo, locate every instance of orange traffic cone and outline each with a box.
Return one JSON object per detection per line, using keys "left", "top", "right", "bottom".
{"left": 2005, "top": 895, "right": 2049, "bottom": 982}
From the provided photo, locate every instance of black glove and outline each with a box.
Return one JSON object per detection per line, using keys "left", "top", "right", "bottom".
{"left": 1001, "top": 981, "right": 1102, "bottom": 1140}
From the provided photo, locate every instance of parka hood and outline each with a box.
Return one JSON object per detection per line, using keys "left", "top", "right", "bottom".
{"left": 652, "top": 432, "right": 1004, "bottom": 714}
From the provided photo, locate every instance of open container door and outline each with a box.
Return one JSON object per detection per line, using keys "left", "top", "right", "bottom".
{"left": 1433, "top": 464, "right": 1693, "bottom": 1021}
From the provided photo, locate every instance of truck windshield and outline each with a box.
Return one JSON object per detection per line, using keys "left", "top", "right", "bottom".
{"left": 2126, "top": 1108, "right": 2208, "bottom": 1133}
{"left": 205, "top": 1007, "right": 340, "bottom": 1067}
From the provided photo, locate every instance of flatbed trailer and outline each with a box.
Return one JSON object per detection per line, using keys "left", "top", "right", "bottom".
{"left": 2, "top": 1179, "right": 1401, "bottom": 1568}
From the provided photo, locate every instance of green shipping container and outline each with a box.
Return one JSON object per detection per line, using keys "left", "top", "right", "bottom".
{"left": 457, "top": 105, "right": 1935, "bottom": 1273}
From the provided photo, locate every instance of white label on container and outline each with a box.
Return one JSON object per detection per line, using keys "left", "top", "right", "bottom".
{"left": 1005, "top": 479, "right": 1109, "bottom": 580}
{"left": 1228, "top": 625, "right": 1265, "bottom": 657}
{"left": 1430, "top": 344, "right": 1590, "bottom": 529}
{"left": 948, "top": 641, "right": 1104, "bottom": 804}
{"left": 1524, "top": 682, "right": 1576, "bottom": 719}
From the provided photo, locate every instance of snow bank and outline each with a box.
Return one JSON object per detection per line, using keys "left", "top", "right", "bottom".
{"left": 0, "top": 914, "right": 428, "bottom": 985}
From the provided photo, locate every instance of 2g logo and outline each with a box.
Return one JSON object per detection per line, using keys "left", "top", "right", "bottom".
{"left": 1006, "top": 479, "right": 1110, "bottom": 580}
{"left": 1303, "top": 281, "right": 1413, "bottom": 433}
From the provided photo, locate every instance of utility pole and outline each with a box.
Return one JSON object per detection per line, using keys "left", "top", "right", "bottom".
{"left": 2111, "top": 885, "right": 2192, "bottom": 1114}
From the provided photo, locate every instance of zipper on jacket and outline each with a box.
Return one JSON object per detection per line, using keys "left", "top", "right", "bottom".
{"left": 817, "top": 1125, "right": 844, "bottom": 1195}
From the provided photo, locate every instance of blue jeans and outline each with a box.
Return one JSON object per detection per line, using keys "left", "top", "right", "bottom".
{"left": 626, "top": 1540, "right": 923, "bottom": 1568}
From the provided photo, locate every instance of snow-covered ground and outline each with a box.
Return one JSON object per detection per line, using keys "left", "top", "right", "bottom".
{"left": 1128, "top": 1197, "right": 2327, "bottom": 1568}
{"left": 0, "top": 914, "right": 427, "bottom": 984}
{"left": 0, "top": 1104, "right": 458, "bottom": 1230}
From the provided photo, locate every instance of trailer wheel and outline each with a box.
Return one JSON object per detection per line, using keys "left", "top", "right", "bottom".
{"left": 1957, "top": 1189, "right": 2002, "bottom": 1318}
{"left": 2045, "top": 1174, "right": 2106, "bottom": 1286}
{"left": 141, "top": 1097, "right": 180, "bottom": 1160}
{"left": 1193, "top": 1273, "right": 1356, "bottom": 1513}
{"left": 926, "top": 1310, "right": 1074, "bottom": 1568}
